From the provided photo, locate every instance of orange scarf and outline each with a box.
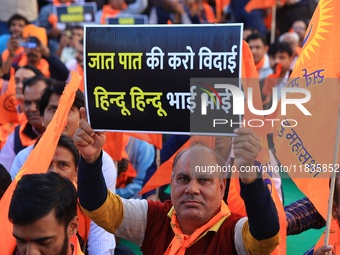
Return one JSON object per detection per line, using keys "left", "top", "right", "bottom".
{"left": 18, "top": 55, "right": 51, "bottom": 78}
{"left": 101, "top": 4, "right": 127, "bottom": 24}
{"left": 164, "top": 201, "right": 231, "bottom": 255}
{"left": 255, "top": 55, "right": 265, "bottom": 72}
{"left": 262, "top": 63, "right": 282, "bottom": 97}
{"left": 70, "top": 235, "right": 85, "bottom": 255}
{"left": 19, "top": 120, "right": 40, "bottom": 147}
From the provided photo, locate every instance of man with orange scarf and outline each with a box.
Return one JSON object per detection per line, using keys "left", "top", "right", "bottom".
{"left": 262, "top": 42, "right": 294, "bottom": 109}
{"left": 246, "top": 33, "right": 272, "bottom": 81}
{"left": 74, "top": 113, "right": 280, "bottom": 255}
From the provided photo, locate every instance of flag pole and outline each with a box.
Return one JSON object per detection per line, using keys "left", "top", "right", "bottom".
{"left": 270, "top": 5, "right": 277, "bottom": 44}
{"left": 324, "top": 106, "right": 340, "bottom": 247}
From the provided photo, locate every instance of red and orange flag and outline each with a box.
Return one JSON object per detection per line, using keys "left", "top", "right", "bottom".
{"left": 273, "top": 0, "right": 340, "bottom": 220}
{"left": 0, "top": 72, "right": 81, "bottom": 254}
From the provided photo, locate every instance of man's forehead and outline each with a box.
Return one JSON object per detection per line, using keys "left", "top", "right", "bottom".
{"left": 73, "top": 29, "right": 83, "bottom": 35}
{"left": 15, "top": 68, "right": 35, "bottom": 78}
{"left": 179, "top": 147, "right": 217, "bottom": 162}
{"left": 12, "top": 210, "right": 62, "bottom": 236}
{"left": 293, "top": 21, "right": 306, "bottom": 28}
{"left": 48, "top": 93, "right": 61, "bottom": 103}
{"left": 176, "top": 170, "right": 218, "bottom": 178}
{"left": 54, "top": 146, "right": 73, "bottom": 158}
{"left": 11, "top": 19, "right": 25, "bottom": 25}
{"left": 249, "top": 39, "right": 264, "bottom": 46}
{"left": 276, "top": 51, "right": 289, "bottom": 57}
{"left": 174, "top": 147, "right": 221, "bottom": 174}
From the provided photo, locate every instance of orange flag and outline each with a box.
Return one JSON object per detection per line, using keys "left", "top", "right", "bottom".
{"left": 273, "top": 0, "right": 340, "bottom": 220}
{"left": 0, "top": 78, "right": 19, "bottom": 125}
{"left": 0, "top": 72, "right": 81, "bottom": 254}
{"left": 0, "top": 77, "right": 21, "bottom": 150}
{"left": 215, "top": 0, "right": 230, "bottom": 22}
{"left": 227, "top": 41, "right": 286, "bottom": 255}
{"left": 22, "top": 24, "right": 48, "bottom": 47}
{"left": 103, "top": 133, "right": 162, "bottom": 161}
{"left": 103, "top": 132, "right": 129, "bottom": 161}
{"left": 245, "top": 0, "right": 276, "bottom": 13}
{"left": 129, "top": 133, "right": 163, "bottom": 150}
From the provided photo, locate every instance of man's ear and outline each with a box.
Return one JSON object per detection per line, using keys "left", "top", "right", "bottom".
{"left": 68, "top": 216, "right": 79, "bottom": 237}
{"left": 220, "top": 178, "right": 226, "bottom": 197}
{"left": 332, "top": 201, "right": 338, "bottom": 220}
{"left": 41, "top": 116, "right": 45, "bottom": 127}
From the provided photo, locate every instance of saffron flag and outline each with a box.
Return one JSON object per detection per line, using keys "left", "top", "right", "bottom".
{"left": 227, "top": 41, "right": 286, "bottom": 255}
{"left": 0, "top": 77, "right": 19, "bottom": 125}
{"left": 273, "top": 0, "right": 340, "bottom": 220}
{"left": 103, "top": 133, "right": 162, "bottom": 162}
{"left": 129, "top": 133, "right": 163, "bottom": 150}
{"left": 227, "top": 41, "right": 262, "bottom": 212}
{"left": 245, "top": 0, "right": 276, "bottom": 13}
{"left": 22, "top": 24, "right": 48, "bottom": 47}
{"left": 0, "top": 72, "right": 81, "bottom": 255}
{"left": 215, "top": 0, "right": 230, "bottom": 22}
{"left": 103, "top": 132, "right": 129, "bottom": 161}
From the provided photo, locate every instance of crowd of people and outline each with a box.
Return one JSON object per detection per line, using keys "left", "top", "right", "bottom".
{"left": 0, "top": 0, "right": 335, "bottom": 255}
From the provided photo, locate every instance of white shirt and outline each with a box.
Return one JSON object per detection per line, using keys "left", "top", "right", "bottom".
{"left": 0, "top": 133, "right": 16, "bottom": 172}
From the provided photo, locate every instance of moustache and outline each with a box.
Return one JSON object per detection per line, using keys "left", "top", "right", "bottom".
{"left": 180, "top": 196, "right": 203, "bottom": 204}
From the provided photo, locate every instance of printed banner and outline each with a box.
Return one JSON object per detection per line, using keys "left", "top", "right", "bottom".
{"left": 84, "top": 24, "right": 242, "bottom": 135}
{"left": 107, "top": 14, "right": 148, "bottom": 25}
{"left": 53, "top": 3, "right": 97, "bottom": 23}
